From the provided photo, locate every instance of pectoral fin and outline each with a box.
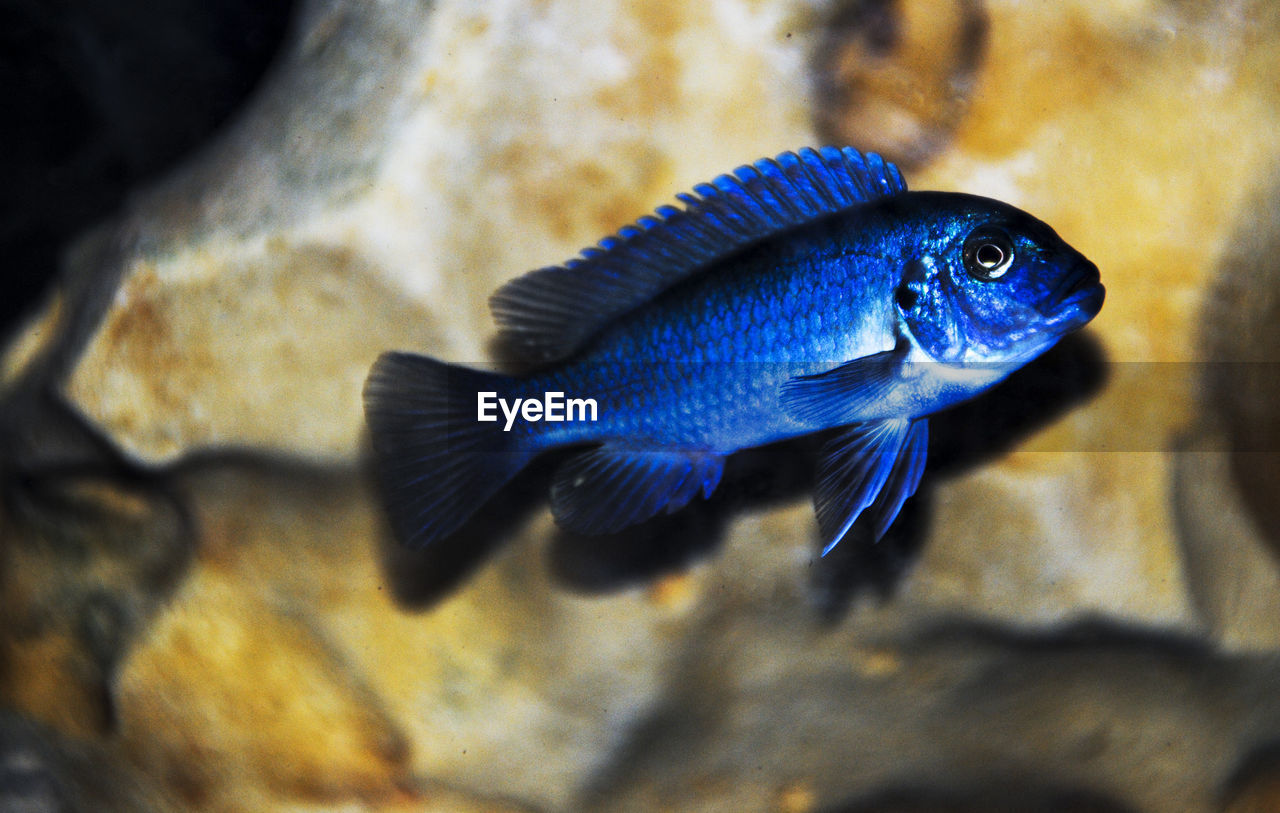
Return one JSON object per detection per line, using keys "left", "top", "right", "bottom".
{"left": 550, "top": 446, "right": 725, "bottom": 535}
{"left": 780, "top": 343, "right": 908, "bottom": 426}
{"left": 815, "top": 418, "right": 929, "bottom": 556}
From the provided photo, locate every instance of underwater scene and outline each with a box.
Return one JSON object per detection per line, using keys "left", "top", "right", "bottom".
{"left": 3, "top": 0, "right": 1280, "bottom": 810}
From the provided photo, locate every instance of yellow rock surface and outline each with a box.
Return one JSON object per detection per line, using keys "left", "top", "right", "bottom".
{"left": 4, "top": 0, "right": 1280, "bottom": 811}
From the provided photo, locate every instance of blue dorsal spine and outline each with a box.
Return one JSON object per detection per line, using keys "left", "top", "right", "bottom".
{"left": 489, "top": 147, "right": 909, "bottom": 363}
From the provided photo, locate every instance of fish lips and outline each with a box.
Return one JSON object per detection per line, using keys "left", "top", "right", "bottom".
{"left": 1040, "top": 260, "right": 1104, "bottom": 329}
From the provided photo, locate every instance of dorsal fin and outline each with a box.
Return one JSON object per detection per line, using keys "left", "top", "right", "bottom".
{"left": 489, "top": 147, "right": 908, "bottom": 362}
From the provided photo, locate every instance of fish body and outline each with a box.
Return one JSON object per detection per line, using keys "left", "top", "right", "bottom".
{"left": 365, "top": 148, "right": 1103, "bottom": 553}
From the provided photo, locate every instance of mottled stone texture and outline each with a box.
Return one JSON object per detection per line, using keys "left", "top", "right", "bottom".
{"left": 3, "top": 0, "right": 1280, "bottom": 810}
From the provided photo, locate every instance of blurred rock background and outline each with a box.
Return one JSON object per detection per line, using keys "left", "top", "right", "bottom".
{"left": 3, "top": 0, "right": 1280, "bottom": 810}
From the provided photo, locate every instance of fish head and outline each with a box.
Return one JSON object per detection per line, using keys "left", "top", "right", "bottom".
{"left": 895, "top": 192, "right": 1104, "bottom": 366}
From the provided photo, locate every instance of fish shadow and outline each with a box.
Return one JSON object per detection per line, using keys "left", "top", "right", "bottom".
{"left": 548, "top": 435, "right": 821, "bottom": 593}
{"left": 377, "top": 454, "right": 556, "bottom": 608}
{"left": 926, "top": 331, "right": 1108, "bottom": 475}
{"left": 386, "top": 333, "right": 1106, "bottom": 612}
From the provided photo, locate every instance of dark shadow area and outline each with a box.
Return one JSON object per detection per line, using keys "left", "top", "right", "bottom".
{"left": 374, "top": 452, "right": 560, "bottom": 609}
{"left": 1199, "top": 168, "right": 1280, "bottom": 556}
{"left": 549, "top": 506, "right": 728, "bottom": 593}
{"left": 1220, "top": 738, "right": 1280, "bottom": 811}
{"left": 903, "top": 613, "right": 1216, "bottom": 660}
{"left": 927, "top": 332, "right": 1108, "bottom": 474}
{"left": 0, "top": 0, "right": 294, "bottom": 339}
{"left": 824, "top": 780, "right": 1136, "bottom": 813}
{"left": 0, "top": 385, "right": 195, "bottom": 736}
{"left": 577, "top": 612, "right": 1250, "bottom": 813}
{"left": 549, "top": 435, "right": 821, "bottom": 593}
{"left": 808, "top": 482, "right": 932, "bottom": 621}
{"left": 165, "top": 442, "right": 553, "bottom": 609}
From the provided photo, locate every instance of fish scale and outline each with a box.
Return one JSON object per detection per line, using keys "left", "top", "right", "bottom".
{"left": 364, "top": 147, "right": 1103, "bottom": 553}
{"left": 521, "top": 241, "right": 865, "bottom": 449}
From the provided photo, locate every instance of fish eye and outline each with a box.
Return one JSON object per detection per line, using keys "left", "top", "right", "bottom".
{"left": 962, "top": 227, "right": 1015, "bottom": 281}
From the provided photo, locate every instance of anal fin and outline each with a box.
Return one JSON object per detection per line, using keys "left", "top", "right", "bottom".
{"left": 550, "top": 446, "right": 725, "bottom": 535}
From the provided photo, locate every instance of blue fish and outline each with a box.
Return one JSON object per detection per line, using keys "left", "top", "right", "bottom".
{"left": 365, "top": 147, "right": 1103, "bottom": 555}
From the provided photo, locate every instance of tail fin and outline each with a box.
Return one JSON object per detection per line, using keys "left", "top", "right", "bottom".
{"left": 363, "top": 352, "right": 536, "bottom": 548}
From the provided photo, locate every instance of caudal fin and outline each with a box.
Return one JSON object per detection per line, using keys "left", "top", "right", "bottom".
{"left": 363, "top": 352, "right": 535, "bottom": 548}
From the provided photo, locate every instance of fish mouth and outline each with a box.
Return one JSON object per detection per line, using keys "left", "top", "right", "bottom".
{"left": 1042, "top": 260, "right": 1104, "bottom": 325}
